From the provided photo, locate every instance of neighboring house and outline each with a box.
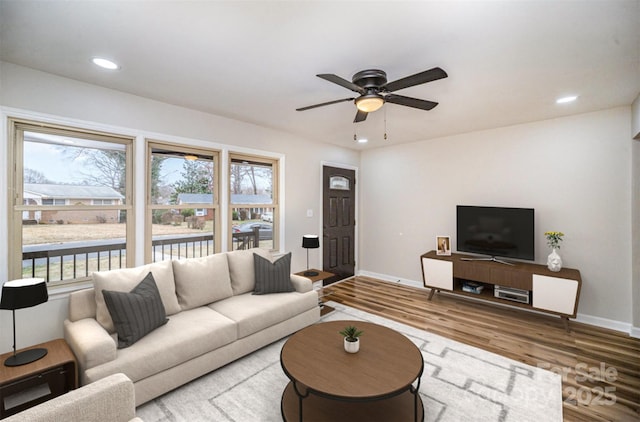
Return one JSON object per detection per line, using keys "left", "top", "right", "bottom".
{"left": 176, "top": 193, "right": 214, "bottom": 220}
{"left": 176, "top": 193, "right": 272, "bottom": 221}
{"left": 230, "top": 194, "right": 273, "bottom": 220}
{"left": 23, "top": 183, "right": 124, "bottom": 224}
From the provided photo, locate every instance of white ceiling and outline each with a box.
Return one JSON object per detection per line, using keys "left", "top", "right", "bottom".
{"left": 1, "top": 1, "right": 638, "bottom": 150}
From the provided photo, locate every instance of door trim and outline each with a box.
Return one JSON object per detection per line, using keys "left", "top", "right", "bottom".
{"left": 320, "top": 161, "right": 359, "bottom": 276}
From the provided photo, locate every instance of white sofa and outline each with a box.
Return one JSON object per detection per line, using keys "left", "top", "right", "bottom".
{"left": 63, "top": 248, "right": 320, "bottom": 405}
{"left": 4, "top": 373, "right": 140, "bottom": 422}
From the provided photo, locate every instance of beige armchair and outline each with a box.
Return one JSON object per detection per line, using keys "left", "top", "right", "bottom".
{"left": 4, "top": 373, "right": 141, "bottom": 422}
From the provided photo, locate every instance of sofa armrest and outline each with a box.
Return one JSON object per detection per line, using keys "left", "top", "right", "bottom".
{"left": 64, "top": 318, "right": 117, "bottom": 376}
{"left": 3, "top": 373, "right": 139, "bottom": 422}
{"left": 290, "top": 274, "right": 313, "bottom": 293}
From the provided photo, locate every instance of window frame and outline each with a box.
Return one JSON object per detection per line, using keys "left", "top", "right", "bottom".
{"left": 145, "top": 140, "right": 221, "bottom": 263}
{"left": 228, "top": 152, "right": 279, "bottom": 251}
{"left": 7, "top": 118, "right": 135, "bottom": 286}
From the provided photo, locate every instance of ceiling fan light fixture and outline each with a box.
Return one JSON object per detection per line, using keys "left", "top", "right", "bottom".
{"left": 355, "top": 95, "right": 384, "bottom": 113}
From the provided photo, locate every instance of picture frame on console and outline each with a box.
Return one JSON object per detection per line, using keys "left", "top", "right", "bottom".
{"left": 436, "top": 236, "right": 451, "bottom": 256}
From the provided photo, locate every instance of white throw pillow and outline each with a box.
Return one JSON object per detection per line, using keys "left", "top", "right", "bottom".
{"left": 226, "top": 248, "right": 271, "bottom": 295}
{"left": 172, "top": 253, "right": 233, "bottom": 310}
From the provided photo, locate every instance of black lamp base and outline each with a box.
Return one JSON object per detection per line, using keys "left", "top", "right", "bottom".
{"left": 4, "top": 348, "right": 47, "bottom": 367}
{"left": 303, "top": 270, "right": 319, "bottom": 277}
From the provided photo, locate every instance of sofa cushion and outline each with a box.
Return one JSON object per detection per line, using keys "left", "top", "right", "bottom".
{"left": 94, "top": 260, "right": 180, "bottom": 333}
{"left": 68, "top": 288, "right": 98, "bottom": 321}
{"left": 172, "top": 253, "right": 233, "bottom": 310}
{"left": 103, "top": 272, "right": 168, "bottom": 348}
{"left": 253, "top": 252, "right": 294, "bottom": 295}
{"left": 209, "top": 290, "right": 318, "bottom": 338}
{"left": 85, "top": 307, "right": 237, "bottom": 384}
{"left": 226, "top": 248, "right": 272, "bottom": 295}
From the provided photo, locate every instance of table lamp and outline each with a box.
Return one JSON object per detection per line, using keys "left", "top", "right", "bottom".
{"left": 302, "top": 235, "right": 320, "bottom": 277}
{"left": 1, "top": 278, "right": 49, "bottom": 366}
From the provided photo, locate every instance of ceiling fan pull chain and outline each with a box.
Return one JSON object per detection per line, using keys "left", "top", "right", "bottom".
{"left": 384, "top": 107, "right": 388, "bottom": 141}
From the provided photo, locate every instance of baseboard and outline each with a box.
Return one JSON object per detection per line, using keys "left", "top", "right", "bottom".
{"left": 357, "top": 270, "right": 425, "bottom": 289}
{"left": 575, "top": 313, "right": 634, "bottom": 336}
{"left": 356, "top": 270, "right": 637, "bottom": 336}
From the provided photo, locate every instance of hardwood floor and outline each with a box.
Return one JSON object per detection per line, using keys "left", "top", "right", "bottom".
{"left": 323, "top": 276, "right": 640, "bottom": 422}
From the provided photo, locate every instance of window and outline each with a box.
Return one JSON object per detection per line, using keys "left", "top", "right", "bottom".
{"left": 41, "top": 199, "right": 67, "bottom": 205}
{"left": 146, "top": 141, "right": 220, "bottom": 262}
{"left": 9, "top": 119, "right": 134, "bottom": 286}
{"left": 229, "top": 154, "right": 278, "bottom": 251}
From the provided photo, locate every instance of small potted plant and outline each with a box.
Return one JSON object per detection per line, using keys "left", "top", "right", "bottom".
{"left": 339, "top": 325, "right": 363, "bottom": 353}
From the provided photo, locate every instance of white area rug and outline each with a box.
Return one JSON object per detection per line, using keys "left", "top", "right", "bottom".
{"left": 136, "top": 301, "right": 562, "bottom": 421}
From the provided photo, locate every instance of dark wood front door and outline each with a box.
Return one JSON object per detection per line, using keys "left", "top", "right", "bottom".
{"left": 323, "top": 166, "right": 356, "bottom": 283}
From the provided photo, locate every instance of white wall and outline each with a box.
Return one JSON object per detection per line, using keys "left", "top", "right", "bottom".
{"left": 632, "top": 94, "right": 640, "bottom": 336}
{"left": 359, "top": 107, "right": 633, "bottom": 326}
{"left": 632, "top": 94, "right": 640, "bottom": 139}
{"left": 0, "top": 62, "right": 359, "bottom": 353}
{"left": 633, "top": 137, "right": 640, "bottom": 336}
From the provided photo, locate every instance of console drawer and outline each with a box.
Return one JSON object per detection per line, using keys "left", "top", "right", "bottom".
{"left": 490, "top": 267, "right": 531, "bottom": 290}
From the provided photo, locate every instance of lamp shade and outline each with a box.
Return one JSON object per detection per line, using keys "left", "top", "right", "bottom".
{"left": 0, "top": 278, "right": 48, "bottom": 310}
{"left": 302, "top": 235, "right": 320, "bottom": 249}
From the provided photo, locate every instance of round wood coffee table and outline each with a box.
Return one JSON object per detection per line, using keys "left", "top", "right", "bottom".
{"left": 280, "top": 320, "right": 424, "bottom": 421}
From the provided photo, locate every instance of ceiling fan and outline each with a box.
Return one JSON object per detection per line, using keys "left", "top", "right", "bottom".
{"left": 296, "top": 67, "right": 448, "bottom": 123}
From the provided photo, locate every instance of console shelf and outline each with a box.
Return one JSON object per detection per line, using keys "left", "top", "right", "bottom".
{"left": 420, "top": 250, "right": 582, "bottom": 330}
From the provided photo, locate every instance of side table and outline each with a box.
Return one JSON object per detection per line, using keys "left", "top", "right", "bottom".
{"left": 0, "top": 338, "right": 78, "bottom": 419}
{"left": 295, "top": 269, "right": 335, "bottom": 314}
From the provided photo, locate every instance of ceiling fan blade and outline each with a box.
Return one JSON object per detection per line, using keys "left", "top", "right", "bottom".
{"left": 317, "top": 74, "right": 366, "bottom": 94}
{"left": 354, "top": 109, "right": 368, "bottom": 123}
{"left": 383, "top": 67, "right": 448, "bottom": 92}
{"left": 385, "top": 94, "right": 438, "bottom": 110}
{"left": 296, "top": 97, "right": 355, "bottom": 111}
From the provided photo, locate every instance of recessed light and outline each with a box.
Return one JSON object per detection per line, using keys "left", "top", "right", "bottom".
{"left": 357, "top": 138, "right": 368, "bottom": 144}
{"left": 92, "top": 57, "right": 119, "bottom": 70}
{"left": 556, "top": 95, "right": 578, "bottom": 104}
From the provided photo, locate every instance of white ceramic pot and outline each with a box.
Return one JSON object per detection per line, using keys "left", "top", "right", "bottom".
{"left": 344, "top": 338, "right": 360, "bottom": 353}
{"left": 547, "top": 248, "right": 562, "bottom": 272}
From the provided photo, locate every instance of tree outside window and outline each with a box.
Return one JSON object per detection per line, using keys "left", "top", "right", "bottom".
{"left": 146, "top": 142, "right": 219, "bottom": 262}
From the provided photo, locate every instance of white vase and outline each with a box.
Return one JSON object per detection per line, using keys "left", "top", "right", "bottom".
{"left": 344, "top": 338, "right": 360, "bottom": 353}
{"left": 547, "top": 248, "right": 562, "bottom": 272}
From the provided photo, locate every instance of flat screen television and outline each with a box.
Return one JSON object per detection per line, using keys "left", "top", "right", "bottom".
{"left": 456, "top": 206, "right": 535, "bottom": 261}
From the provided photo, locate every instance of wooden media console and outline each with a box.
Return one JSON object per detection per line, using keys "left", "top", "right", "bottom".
{"left": 420, "top": 250, "right": 582, "bottom": 330}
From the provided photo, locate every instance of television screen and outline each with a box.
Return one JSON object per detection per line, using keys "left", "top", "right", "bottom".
{"left": 456, "top": 206, "right": 535, "bottom": 261}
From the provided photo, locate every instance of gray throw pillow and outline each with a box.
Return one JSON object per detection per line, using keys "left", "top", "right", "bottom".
{"left": 253, "top": 252, "right": 294, "bottom": 295}
{"left": 103, "top": 272, "right": 168, "bottom": 348}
